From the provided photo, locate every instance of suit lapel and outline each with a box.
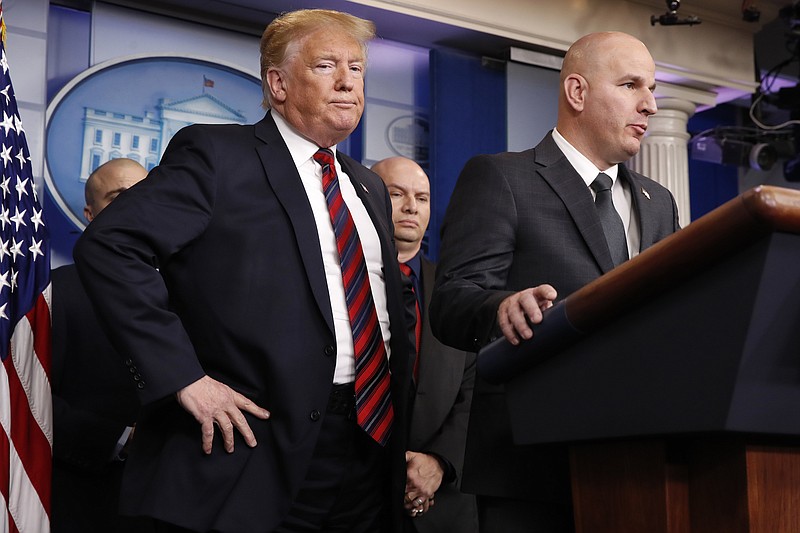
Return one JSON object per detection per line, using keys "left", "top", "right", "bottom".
{"left": 416, "top": 257, "right": 459, "bottom": 394}
{"left": 420, "top": 257, "right": 436, "bottom": 375}
{"left": 339, "top": 154, "right": 397, "bottom": 284}
{"left": 535, "top": 134, "right": 616, "bottom": 273}
{"left": 254, "top": 113, "right": 335, "bottom": 333}
{"left": 621, "top": 165, "right": 656, "bottom": 250}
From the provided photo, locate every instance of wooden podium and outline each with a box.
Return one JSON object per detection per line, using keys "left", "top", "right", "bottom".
{"left": 478, "top": 186, "right": 800, "bottom": 533}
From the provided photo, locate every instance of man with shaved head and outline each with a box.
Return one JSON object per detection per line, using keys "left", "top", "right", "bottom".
{"left": 83, "top": 157, "right": 150, "bottom": 222}
{"left": 372, "top": 156, "right": 478, "bottom": 531}
{"left": 430, "top": 32, "right": 681, "bottom": 532}
{"left": 52, "top": 158, "right": 152, "bottom": 532}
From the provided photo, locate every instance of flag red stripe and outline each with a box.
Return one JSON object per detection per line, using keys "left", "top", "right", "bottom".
{"left": 0, "top": 429, "right": 22, "bottom": 533}
{"left": 0, "top": 423, "right": 11, "bottom": 529}
{"left": 28, "top": 295, "right": 54, "bottom": 515}
{"left": 6, "top": 352, "right": 51, "bottom": 513}
{"left": 30, "top": 296, "right": 51, "bottom": 376}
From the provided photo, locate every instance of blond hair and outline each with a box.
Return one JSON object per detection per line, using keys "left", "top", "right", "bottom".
{"left": 259, "top": 9, "right": 376, "bottom": 109}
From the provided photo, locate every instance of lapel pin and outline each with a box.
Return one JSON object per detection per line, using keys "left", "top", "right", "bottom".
{"left": 641, "top": 187, "right": 651, "bottom": 200}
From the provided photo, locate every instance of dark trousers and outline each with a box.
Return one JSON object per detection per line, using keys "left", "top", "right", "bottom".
{"left": 276, "top": 384, "right": 389, "bottom": 533}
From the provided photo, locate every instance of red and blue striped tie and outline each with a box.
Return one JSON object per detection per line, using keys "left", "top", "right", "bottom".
{"left": 314, "top": 148, "right": 394, "bottom": 446}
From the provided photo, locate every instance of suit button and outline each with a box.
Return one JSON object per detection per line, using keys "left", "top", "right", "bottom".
{"left": 125, "top": 359, "right": 134, "bottom": 366}
{"left": 310, "top": 410, "right": 321, "bottom": 421}
{"left": 323, "top": 345, "right": 335, "bottom": 357}
{"left": 133, "top": 374, "right": 142, "bottom": 381}
{"left": 137, "top": 382, "right": 145, "bottom": 389}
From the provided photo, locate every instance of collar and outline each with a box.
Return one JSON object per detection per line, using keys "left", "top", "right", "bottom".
{"left": 271, "top": 109, "right": 337, "bottom": 169}
{"left": 551, "top": 128, "right": 619, "bottom": 187}
{"left": 403, "top": 252, "right": 422, "bottom": 280}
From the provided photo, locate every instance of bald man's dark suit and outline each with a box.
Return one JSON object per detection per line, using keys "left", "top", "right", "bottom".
{"left": 74, "top": 112, "right": 411, "bottom": 533}
{"left": 407, "top": 256, "right": 478, "bottom": 533}
{"left": 50, "top": 264, "right": 153, "bottom": 533}
{"left": 430, "top": 131, "right": 680, "bottom": 528}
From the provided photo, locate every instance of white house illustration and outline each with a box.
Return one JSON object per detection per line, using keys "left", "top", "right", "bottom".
{"left": 79, "top": 92, "right": 247, "bottom": 181}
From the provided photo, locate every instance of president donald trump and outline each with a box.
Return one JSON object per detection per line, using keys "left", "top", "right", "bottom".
{"left": 75, "top": 9, "right": 412, "bottom": 533}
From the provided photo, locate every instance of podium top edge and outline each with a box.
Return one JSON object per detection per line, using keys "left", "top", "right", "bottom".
{"left": 742, "top": 185, "right": 800, "bottom": 233}
{"left": 563, "top": 185, "right": 800, "bottom": 333}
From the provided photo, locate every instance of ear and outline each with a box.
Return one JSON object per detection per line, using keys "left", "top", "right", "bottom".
{"left": 563, "top": 73, "right": 587, "bottom": 112}
{"left": 266, "top": 68, "right": 288, "bottom": 104}
{"left": 83, "top": 205, "right": 94, "bottom": 223}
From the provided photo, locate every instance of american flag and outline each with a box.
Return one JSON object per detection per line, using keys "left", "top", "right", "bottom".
{"left": 0, "top": 4, "right": 53, "bottom": 532}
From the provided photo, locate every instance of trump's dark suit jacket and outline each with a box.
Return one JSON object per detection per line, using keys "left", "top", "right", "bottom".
{"left": 74, "top": 112, "right": 411, "bottom": 533}
{"left": 407, "top": 256, "right": 478, "bottom": 533}
{"left": 430, "top": 132, "right": 680, "bottom": 504}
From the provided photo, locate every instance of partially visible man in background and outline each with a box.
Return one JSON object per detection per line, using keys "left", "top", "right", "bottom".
{"left": 51, "top": 157, "right": 153, "bottom": 533}
{"left": 372, "top": 156, "right": 478, "bottom": 532}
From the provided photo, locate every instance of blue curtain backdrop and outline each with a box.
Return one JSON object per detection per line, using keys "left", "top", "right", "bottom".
{"left": 688, "top": 105, "right": 740, "bottom": 221}
{"left": 428, "top": 48, "right": 507, "bottom": 260}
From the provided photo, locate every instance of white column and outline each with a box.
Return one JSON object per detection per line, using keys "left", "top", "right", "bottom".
{"left": 629, "top": 97, "right": 696, "bottom": 226}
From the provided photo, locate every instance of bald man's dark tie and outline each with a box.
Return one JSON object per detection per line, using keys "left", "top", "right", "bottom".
{"left": 591, "top": 173, "right": 629, "bottom": 267}
{"left": 398, "top": 262, "right": 421, "bottom": 382}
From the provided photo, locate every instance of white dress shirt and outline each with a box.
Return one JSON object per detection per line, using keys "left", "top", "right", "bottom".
{"left": 272, "top": 111, "right": 391, "bottom": 384}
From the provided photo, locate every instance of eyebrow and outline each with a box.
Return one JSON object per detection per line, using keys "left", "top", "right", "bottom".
{"left": 388, "top": 184, "right": 429, "bottom": 195}
{"left": 316, "top": 51, "right": 365, "bottom": 63}
{"left": 621, "top": 74, "right": 657, "bottom": 91}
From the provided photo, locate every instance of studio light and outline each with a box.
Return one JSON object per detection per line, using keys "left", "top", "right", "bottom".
{"left": 691, "top": 136, "right": 778, "bottom": 171}
{"left": 651, "top": 0, "right": 702, "bottom": 26}
{"left": 746, "top": 143, "right": 778, "bottom": 171}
